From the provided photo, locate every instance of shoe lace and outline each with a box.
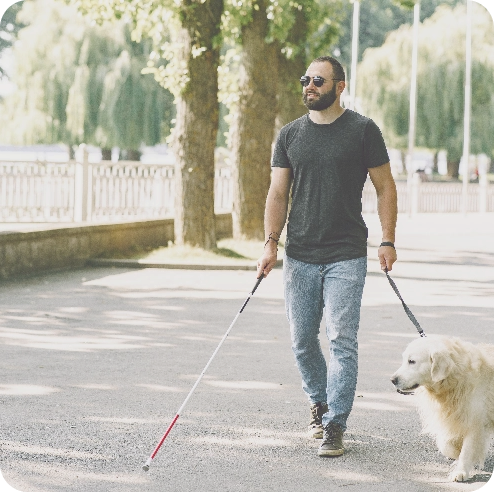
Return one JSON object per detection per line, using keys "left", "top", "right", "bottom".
{"left": 309, "top": 405, "right": 320, "bottom": 426}
{"left": 323, "top": 423, "right": 342, "bottom": 444}
{"left": 309, "top": 403, "right": 326, "bottom": 426}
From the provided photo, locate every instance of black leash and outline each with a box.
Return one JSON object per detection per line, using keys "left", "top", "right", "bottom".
{"left": 384, "top": 267, "right": 426, "bottom": 337}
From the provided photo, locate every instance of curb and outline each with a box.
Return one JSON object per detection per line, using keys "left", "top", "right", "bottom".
{"left": 86, "top": 258, "right": 284, "bottom": 271}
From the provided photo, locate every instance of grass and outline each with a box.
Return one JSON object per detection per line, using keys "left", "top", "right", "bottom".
{"left": 98, "top": 238, "right": 285, "bottom": 265}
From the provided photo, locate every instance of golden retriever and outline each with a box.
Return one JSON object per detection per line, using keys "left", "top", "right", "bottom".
{"left": 391, "top": 335, "right": 494, "bottom": 482}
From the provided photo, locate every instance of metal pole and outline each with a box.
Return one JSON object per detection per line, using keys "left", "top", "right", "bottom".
{"left": 349, "top": 0, "right": 360, "bottom": 111}
{"left": 461, "top": 0, "right": 472, "bottom": 215}
{"left": 406, "top": 1, "right": 420, "bottom": 216}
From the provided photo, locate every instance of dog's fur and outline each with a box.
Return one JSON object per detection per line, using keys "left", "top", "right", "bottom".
{"left": 391, "top": 335, "right": 494, "bottom": 482}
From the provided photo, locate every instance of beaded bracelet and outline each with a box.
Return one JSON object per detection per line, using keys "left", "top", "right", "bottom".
{"left": 264, "top": 232, "right": 280, "bottom": 248}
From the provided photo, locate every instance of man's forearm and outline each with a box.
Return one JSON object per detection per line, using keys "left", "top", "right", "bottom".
{"left": 257, "top": 167, "right": 292, "bottom": 278}
{"left": 257, "top": 187, "right": 289, "bottom": 277}
{"left": 264, "top": 191, "right": 289, "bottom": 242}
{"left": 376, "top": 184, "right": 398, "bottom": 272}
{"left": 377, "top": 185, "right": 397, "bottom": 243}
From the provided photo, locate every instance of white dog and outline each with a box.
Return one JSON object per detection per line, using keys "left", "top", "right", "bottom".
{"left": 391, "top": 335, "right": 494, "bottom": 482}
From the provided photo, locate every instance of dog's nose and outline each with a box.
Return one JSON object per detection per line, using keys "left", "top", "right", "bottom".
{"left": 390, "top": 376, "right": 398, "bottom": 386}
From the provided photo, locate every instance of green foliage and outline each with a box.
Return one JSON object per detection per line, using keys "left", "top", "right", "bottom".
{"left": 331, "top": 0, "right": 459, "bottom": 70}
{"left": 96, "top": 47, "right": 175, "bottom": 149}
{"left": 221, "top": 0, "right": 342, "bottom": 54}
{"left": 70, "top": 0, "right": 344, "bottom": 149}
{"left": 0, "top": 0, "right": 175, "bottom": 150}
{"left": 394, "top": 0, "right": 416, "bottom": 10}
{"left": 218, "top": 0, "right": 342, "bottom": 142}
{"left": 0, "top": 2, "right": 25, "bottom": 79}
{"left": 72, "top": 1, "right": 225, "bottom": 102}
{"left": 357, "top": 3, "right": 494, "bottom": 161}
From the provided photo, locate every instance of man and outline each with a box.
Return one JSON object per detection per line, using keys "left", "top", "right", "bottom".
{"left": 257, "top": 56, "right": 397, "bottom": 457}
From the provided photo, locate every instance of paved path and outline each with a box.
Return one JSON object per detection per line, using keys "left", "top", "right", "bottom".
{"left": 0, "top": 213, "right": 493, "bottom": 492}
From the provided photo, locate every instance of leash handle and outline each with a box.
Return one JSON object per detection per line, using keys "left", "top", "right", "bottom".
{"left": 384, "top": 268, "right": 426, "bottom": 337}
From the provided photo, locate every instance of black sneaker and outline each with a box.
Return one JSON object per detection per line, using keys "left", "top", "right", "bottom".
{"left": 308, "top": 402, "right": 328, "bottom": 439}
{"left": 318, "top": 422, "right": 344, "bottom": 457}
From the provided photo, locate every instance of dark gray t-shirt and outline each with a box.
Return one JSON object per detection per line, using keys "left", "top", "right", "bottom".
{"left": 272, "top": 109, "right": 389, "bottom": 264}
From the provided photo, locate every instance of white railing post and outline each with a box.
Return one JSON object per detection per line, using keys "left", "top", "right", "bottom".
{"left": 411, "top": 172, "right": 420, "bottom": 215}
{"left": 479, "top": 174, "right": 487, "bottom": 214}
{"left": 478, "top": 154, "right": 489, "bottom": 214}
{"left": 74, "top": 144, "right": 92, "bottom": 222}
{"left": 41, "top": 163, "right": 51, "bottom": 220}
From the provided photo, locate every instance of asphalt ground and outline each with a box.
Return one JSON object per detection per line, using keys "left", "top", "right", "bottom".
{"left": 0, "top": 213, "right": 493, "bottom": 492}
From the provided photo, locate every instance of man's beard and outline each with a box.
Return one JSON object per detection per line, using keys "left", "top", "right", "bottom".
{"left": 303, "top": 84, "right": 337, "bottom": 111}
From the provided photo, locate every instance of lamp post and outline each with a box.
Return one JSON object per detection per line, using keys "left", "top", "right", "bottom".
{"left": 406, "top": 0, "right": 420, "bottom": 215}
{"left": 349, "top": 0, "right": 360, "bottom": 111}
{"left": 461, "top": 0, "right": 472, "bottom": 215}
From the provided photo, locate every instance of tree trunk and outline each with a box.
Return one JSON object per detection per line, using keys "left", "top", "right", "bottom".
{"left": 275, "top": 8, "right": 308, "bottom": 131}
{"left": 125, "top": 149, "right": 141, "bottom": 161}
{"left": 101, "top": 147, "right": 112, "bottom": 161}
{"left": 447, "top": 160, "right": 460, "bottom": 179}
{"left": 173, "top": 0, "right": 223, "bottom": 249}
{"left": 230, "top": 0, "right": 278, "bottom": 240}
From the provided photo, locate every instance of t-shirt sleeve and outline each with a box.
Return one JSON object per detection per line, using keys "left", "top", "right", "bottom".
{"left": 363, "top": 119, "right": 390, "bottom": 169}
{"left": 271, "top": 129, "right": 291, "bottom": 168}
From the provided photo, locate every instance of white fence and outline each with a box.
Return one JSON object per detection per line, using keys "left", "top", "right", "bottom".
{"left": 85, "top": 161, "right": 175, "bottom": 221}
{"left": 362, "top": 174, "right": 493, "bottom": 214}
{"left": 0, "top": 151, "right": 492, "bottom": 222}
{"left": 0, "top": 148, "right": 233, "bottom": 222}
{"left": 0, "top": 160, "right": 75, "bottom": 222}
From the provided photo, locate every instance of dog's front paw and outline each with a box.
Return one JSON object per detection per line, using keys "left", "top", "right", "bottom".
{"left": 438, "top": 438, "right": 461, "bottom": 460}
{"left": 449, "top": 468, "right": 470, "bottom": 482}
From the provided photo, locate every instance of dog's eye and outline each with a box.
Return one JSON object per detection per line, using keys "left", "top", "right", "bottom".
{"left": 408, "top": 359, "right": 416, "bottom": 365}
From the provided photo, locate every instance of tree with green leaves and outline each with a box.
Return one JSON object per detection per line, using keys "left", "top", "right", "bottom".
{"left": 357, "top": 3, "right": 494, "bottom": 175}
{"left": 0, "top": 1, "right": 25, "bottom": 81}
{"left": 75, "top": 0, "right": 224, "bottom": 249}
{"left": 330, "top": 0, "right": 459, "bottom": 69}
{"left": 0, "top": 0, "right": 174, "bottom": 160}
{"left": 224, "top": 0, "right": 279, "bottom": 240}
{"left": 275, "top": 1, "right": 342, "bottom": 127}
{"left": 222, "top": 0, "right": 342, "bottom": 240}
{"left": 73, "top": 0, "right": 342, "bottom": 244}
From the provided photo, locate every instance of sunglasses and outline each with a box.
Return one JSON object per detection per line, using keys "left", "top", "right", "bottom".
{"left": 299, "top": 75, "right": 342, "bottom": 87}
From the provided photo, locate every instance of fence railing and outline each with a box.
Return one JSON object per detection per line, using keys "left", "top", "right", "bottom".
{"left": 362, "top": 174, "right": 493, "bottom": 214}
{"left": 0, "top": 147, "right": 233, "bottom": 222}
{"left": 0, "top": 149, "right": 492, "bottom": 222}
{"left": 0, "top": 160, "right": 75, "bottom": 222}
{"left": 86, "top": 161, "right": 175, "bottom": 221}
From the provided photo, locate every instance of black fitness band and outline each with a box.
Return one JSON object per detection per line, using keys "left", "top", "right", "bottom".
{"left": 380, "top": 242, "right": 395, "bottom": 249}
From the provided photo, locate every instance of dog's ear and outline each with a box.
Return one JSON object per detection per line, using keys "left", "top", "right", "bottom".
{"left": 430, "top": 349, "right": 454, "bottom": 382}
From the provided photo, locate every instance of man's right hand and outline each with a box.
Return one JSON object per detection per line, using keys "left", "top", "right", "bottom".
{"left": 257, "top": 243, "right": 278, "bottom": 278}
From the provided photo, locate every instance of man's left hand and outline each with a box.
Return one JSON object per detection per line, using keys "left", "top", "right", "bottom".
{"left": 378, "top": 245, "right": 397, "bottom": 272}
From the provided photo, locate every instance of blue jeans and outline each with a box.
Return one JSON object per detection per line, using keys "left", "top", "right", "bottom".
{"left": 283, "top": 254, "right": 367, "bottom": 431}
